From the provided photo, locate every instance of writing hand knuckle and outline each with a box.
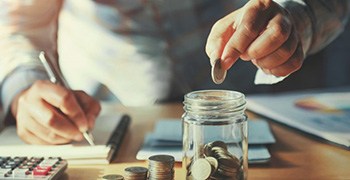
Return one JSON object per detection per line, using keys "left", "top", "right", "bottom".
{"left": 48, "top": 132, "right": 57, "bottom": 141}
{"left": 96, "top": 103, "right": 102, "bottom": 113}
{"left": 46, "top": 113, "right": 56, "bottom": 127}
{"left": 60, "top": 91, "right": 73, "bottom": 105}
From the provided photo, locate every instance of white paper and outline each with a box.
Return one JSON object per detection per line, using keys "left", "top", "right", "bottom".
{"left": 312, "top": 92, "right": 350, "bottom": 109}
{"left": 0, "top": 114, "right": 122, "bottom": 164}
{"left": 247, "top": 88, "right": 350, "bottom": 148}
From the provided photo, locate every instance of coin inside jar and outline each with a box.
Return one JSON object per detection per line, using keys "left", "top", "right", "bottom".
{"left": 191, "top": 158, "right": 212, "bottom": 180}
{"left": 211, "top": 58, "right": 227, "bottom": 84}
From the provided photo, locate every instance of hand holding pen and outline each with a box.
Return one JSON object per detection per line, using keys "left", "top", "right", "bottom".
{"left": 9, "top": 51, "right": 101, "bottom": 145}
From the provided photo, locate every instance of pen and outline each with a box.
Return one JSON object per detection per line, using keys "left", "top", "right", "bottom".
{"left": 106, "top": 115, "right": 131, "bottom": 162}
{"left": 39, "top": 51, "right": 95, "bottom": 146}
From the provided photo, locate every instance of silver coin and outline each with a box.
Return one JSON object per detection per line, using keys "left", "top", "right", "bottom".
{"left": 210, "top": 141, "right": 228, "bottom": 150}
{"left": 191, "top": 158, "right": 212, "bottom": 180}
{"left": 205, "top": 156, "right": 218, "bottom": 172}
{"left": 102, "top": 174, "right": 124, "bottom": 180}
{"left": 211, "top": 58, "right": 227, "bottom": 84}
{"left": 148, "top": 154, "right": 174, "bottom": 163}
{"left": 124, "top": 166, "right": 148, "bottom": 174}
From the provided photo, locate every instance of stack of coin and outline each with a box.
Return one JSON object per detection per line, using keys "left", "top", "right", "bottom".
{"left": 189, "top": 141, "right": 242, "bottom": 180}
{"left": 102, "top": 174, "right": 125, "bottom": 180}
{"left": 124, "top": 166, "right": 148, "bottom": 180}
{"left": 148, "top": 155, "right": 175, "bottom": 180}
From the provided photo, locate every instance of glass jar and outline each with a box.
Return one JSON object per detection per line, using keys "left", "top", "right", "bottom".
{"left": 182, "top": 90, "right": 248, "bottom": 180}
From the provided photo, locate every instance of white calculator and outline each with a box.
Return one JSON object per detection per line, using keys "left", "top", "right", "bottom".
{"left": 0, "top": 157, "right": 67, "bottom": 180}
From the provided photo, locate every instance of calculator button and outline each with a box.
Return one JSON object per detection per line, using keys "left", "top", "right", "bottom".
{"left": 0, "top": 157, "right": 67, "bottom": 179}
{"left": 0, "top": 169, "right": 10, "bottom": 176}
{"left": 36, "top": 166, "right": 52, "bottom": 171}
{"left": 18, "top": 165, "right": 29, "bottom": 169}
{"left": 39, "top": 159, "right": 58, "bottom": 167}
{"left": 33, "top": 169, "right": 49, "bottom": 176}
{"left": 1, "top": 164, "right": 14, "bottom": 169}
{"left": 13, "top": 169, "right": 31, "bottom": 177}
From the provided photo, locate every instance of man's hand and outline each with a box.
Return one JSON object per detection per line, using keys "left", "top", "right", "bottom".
{"left": 206, "top": 0, "right": 304, "bottom": 77}
{"left": 11, "top": 80, "right": 101, "bottom": 145}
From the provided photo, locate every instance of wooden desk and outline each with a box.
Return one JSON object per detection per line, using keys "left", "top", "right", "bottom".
{"left": 63, "top": 103, "right": 350, "bottom": 180}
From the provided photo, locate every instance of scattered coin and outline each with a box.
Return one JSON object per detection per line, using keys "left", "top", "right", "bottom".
{"left": 124, "top": 166, "right": 148, "bottom": 180}
{"left": 211, "top": 58, "right": 227, "bottom": 84}
{"left": 102, "top": 174, "right": 124, "bottom": 180}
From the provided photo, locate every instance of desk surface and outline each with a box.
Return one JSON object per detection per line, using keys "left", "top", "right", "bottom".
{"left": 62, "top": 103, "right": 350, "bottom": 180}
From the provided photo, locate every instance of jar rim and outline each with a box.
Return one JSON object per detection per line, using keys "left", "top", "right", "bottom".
{"left": 184, "top": 90, "right": 245, "bottom": 103}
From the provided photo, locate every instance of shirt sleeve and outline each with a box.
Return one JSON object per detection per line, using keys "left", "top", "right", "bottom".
{"left": 274, "top": 0, "right": 350, "bottom": 55}
{"left": 0, "top": 0, "right": 63, "bottom": 126}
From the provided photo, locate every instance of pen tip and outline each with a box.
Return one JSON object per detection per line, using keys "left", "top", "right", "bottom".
{"left": 83, "top": 131, "right": 95, "bottom": 146}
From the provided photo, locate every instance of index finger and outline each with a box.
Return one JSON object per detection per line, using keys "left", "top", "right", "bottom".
{"left": 221, "top": 0, "right": 274, "bottom": 70}
{"left": 205, "top": 11, "right": 238, "bottom": 66}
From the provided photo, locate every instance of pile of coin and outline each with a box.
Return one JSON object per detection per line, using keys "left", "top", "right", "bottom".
{"left": 148, "top": 155, "right": 175, "bottom": 180}
{"left": 124, "top": 166, "right": 148, "bottom": 180}
{"left": 189, "top": 141, "right": 242, "bottom": 180}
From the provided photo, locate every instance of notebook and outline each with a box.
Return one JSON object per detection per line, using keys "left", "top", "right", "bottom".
{"left": 246, "top": 87, "right": 350, "bottom": 149}
{"left": 136, "top": 119, "right": 275, "bottom": 164}
{"left": 0, "top": 114, "right": 129, "bottom": 165}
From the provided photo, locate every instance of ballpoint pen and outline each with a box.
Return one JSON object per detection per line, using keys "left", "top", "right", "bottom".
{"left": 39, "top": 51, "right": 95, "bottom": 146}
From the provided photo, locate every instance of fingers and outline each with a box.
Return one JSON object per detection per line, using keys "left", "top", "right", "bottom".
{"left": 32, "top": 80, "right": 88, "bottom": 131}
{"left": 240, "top": 12, "right": 292, "bottom": 60}
{"left": 74, "top": 90, "right": 101, "bottom": 129}
{"left": 21, "top": 117, "right": 71, "bottom": 145}
{"left": 13, "top": 80, "right": 91, "bottom": 144}
{"left": 24, "top": 97, "right": 83, "bottom": 141}
{"left": 16, "top": 110, "right": 71, "bottom": 145}
{"left": 13, "top": 80, "right": 100, "bottom": 145}
{"left": 206, "top": 11, "right": 238, "bottom": 66}
{"left": 254, "top": 29, "right": 298, "bottom": 69}
{"left": 206, "top": 0, "right": 304, "bottom": 76}
{"left": 17, "top": 127, "right": 50, "bottom": 145}
{"left": 221, "top": 0, "right": 274, "bottom": 70}
{"left": 262, "top": 42, "right": 304, "bottom": 76}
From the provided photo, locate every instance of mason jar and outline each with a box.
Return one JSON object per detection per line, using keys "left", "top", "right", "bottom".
{"left": 182, "top": 90, "right": 248, "bottom": 180}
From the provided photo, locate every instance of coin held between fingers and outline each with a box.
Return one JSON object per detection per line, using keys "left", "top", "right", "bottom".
{"left": 211, "top": 58, "right": 227, "bottom": 84}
